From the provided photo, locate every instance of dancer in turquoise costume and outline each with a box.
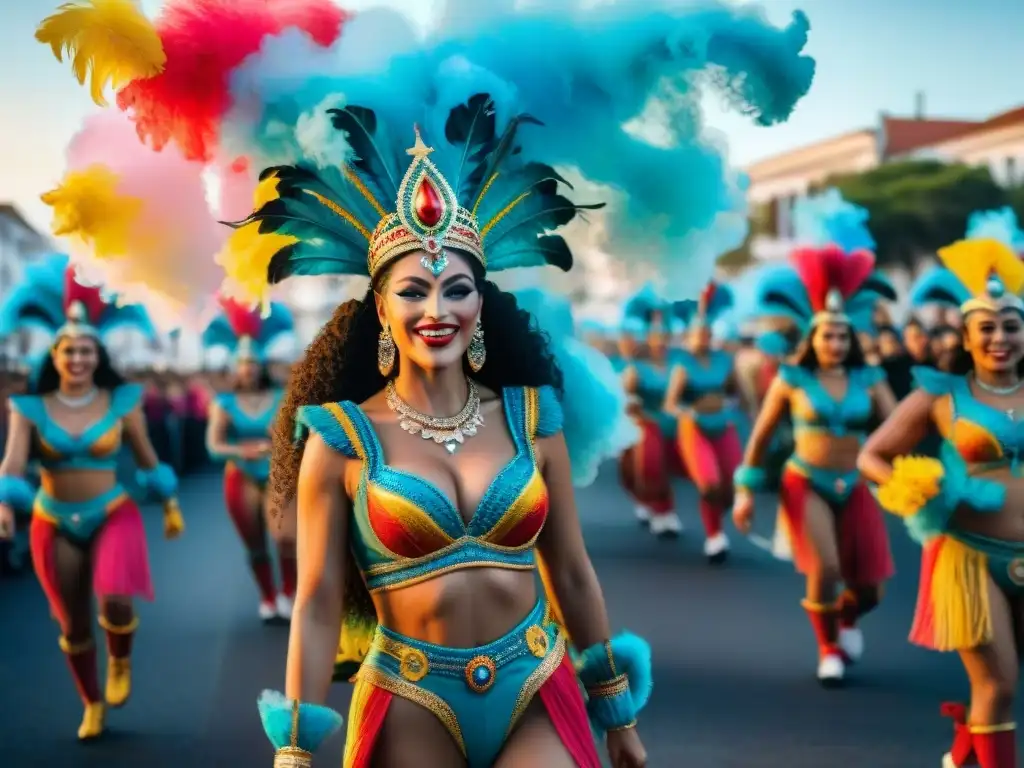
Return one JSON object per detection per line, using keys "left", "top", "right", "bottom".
{"left": 664, "top": 282, "right": 741, "bottom": 563}
{"left": 618, "top": 284, "right": 684, "bottom": 538}
{"left": 733, "top": 190, "right": 897, "bottom": 686}
{"left": 0, "top": 254, "right": 183, "bottom": 741}
{"left": 204, "top": 295, "right": 297, "bottom": 622}
{"left": 47, "top": 0, "right": 818, "bottom": 762}
{"left": 860, "top": 210, "right": 1024, "bottom": 768}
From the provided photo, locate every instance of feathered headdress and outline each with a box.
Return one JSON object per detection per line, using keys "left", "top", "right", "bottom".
{"left": 909, "top": 267, "right": 970, "bottom": 309}
{"left": 0, "top": 253, "right": 157, "bottom": 345}
{"left": 756, "top": 189, "right": 895, "bottom": 334}
{"left": 672, "top": 282, "right": 734, "bottom": 328}
{"left": 935, "top": 207, "right": 1024, "bottom": 316}
{"left": 217, "top": 100, "right": 602, "bottom": 303}
{"left": 622, "top": 283, "right": 670, "bottom": 331}
{"left": 201, "top": 296, "right": 294, "bottom": 362}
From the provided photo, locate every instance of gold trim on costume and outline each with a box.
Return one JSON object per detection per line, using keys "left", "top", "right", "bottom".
{"left": 356, "top": 665, "right": 467, "bottom": 756}
{"left": 506, "top": 633, "right": 566, "bottom": 737}
{"left": 586, "top": 673, "right": 630, "bottom": 698}
{"left": 58, "top": 636, "right": 94, "bottom": 654}
{"left": 465, "top": 655, "right": 497, "bottom": 693}
{"left": 970, "top": 722, "right": 1017, "bottom": 735}
{"left": 525, "top": 625, "right": 549, "bottom": 658}
{"left": 98, "top": 615, "right": 139, "bottom": 634}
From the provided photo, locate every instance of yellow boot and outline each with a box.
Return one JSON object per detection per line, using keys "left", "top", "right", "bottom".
{"left": 106, "top": 657, "right": 132, "bottom": 708}
{"left": 78, "top": 702, "right": 106, "bottom": 741}
{"left": 99, "top": 615, "right": 137, "bottom": 708}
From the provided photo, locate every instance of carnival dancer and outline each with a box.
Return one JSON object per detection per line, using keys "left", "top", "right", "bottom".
{"left": 0, "top": 254, "right": 183, "bottom": 740}
{"left": 618, "top": 284, "right": 684, "bottom": 537}
{"left": 664, "top": 282, "right": 741, "bottom": 563}
{"left": 859, "top": 241, "right": 1024, "bottom": 768}
{"left": 203, "top": 296, "right": 296, "bottom": 621}
{"left": 732, "top": 192, "right": 897, "bottom": 686}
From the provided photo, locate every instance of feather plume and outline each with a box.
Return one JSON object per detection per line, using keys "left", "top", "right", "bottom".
{"left": 45, "top": 109, "right": 225, "bottom": 330}
{"left": 965, "top": 207, "right": 1024, "bottom": 253}
{"left": 938, "top": 239, "right": 1024, "bottom": 297}
{"left": 36, "top": 0, "right": 166, "bottom": 106}
{"left": 221, "top": 1, "right": 815, "bottom": 298}
{"left": 792, "top": 188, "right": 875, "bottom": 252}
{"left": 116, "top": 0, "right": 348, "bottom": 161}
{"left": 909, "top": 267, "right": 970, "bottom": 309}
{"left": 789, "top": 246, "right": 875, "bottom": 312}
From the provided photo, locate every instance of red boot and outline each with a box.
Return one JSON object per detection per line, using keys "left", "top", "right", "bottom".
{"left": 801, "top": 599, "right": 844, "bottom": 686}
{"left": 971, "top": 723, "right": 1016, "bottom": 768}
{"left": 940, "top": 702, "right": 976, "bottom": 766}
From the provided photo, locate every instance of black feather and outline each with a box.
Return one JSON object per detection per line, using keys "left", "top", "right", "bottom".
{"left": 862, "top": 274, "right": 897, "bottom": 301}
{"left": 327, "top": 106, "right": 398, "bottom": 198}
{"left": 762, "top": 290, "right": 811, "bottom": 320}
{"left": 445, "top": 94, "right": 499, "bottom": 200}
{"left": 268, "top": 246, "right": 299, "bottom": 285}
{"left": 470, "top": 112, "right": 544, "bottom": 211}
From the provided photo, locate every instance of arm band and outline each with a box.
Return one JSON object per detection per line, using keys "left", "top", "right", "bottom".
{"left": 733, "top": 465, "right": 767, "bottom": 492}
{"left": 135, "top": 463, "right": 179, "bottom": 501}
{"left": 576, "top": 634, "right": 652, "bottom": 733}
{"left": 0, "top": 475, "right": 34, "bottom": 514}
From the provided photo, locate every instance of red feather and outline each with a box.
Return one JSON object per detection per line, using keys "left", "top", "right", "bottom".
{"left": 218, "top": 294, "right": 262, "bottom": 340}
{"left": 63, "top": 266, "right": 108, "bottom": 325}
{"left": 116, "top": 0, "right": 349, "bottom": 162}
{"left": 698, "top": 282, "right": 717, "bottom": 315}
{"left": 789, "top": 246, "right": 875, "bottom": 312}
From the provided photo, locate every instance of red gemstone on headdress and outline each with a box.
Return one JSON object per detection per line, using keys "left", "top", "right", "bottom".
{"left": 414, "top": 179, "right": 443, "bottom": 227}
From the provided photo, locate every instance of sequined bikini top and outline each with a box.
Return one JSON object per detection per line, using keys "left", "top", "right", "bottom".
{"left": 914, "top": 367, "right": 1024, "bottom": 474}
{"left": 779, "top": 364, "right": 884, "bottom": 438}
{"left": 215, "top": 390, "right": 283, "bottom": 441}
{"left": 673, "top": 349, "right": 733, "bottom": 401}
{"left": 296, "top": 385, "right": 561, "bottom": 593}
{"left": 10, "top": 383, "right": 143, "bottom": 471}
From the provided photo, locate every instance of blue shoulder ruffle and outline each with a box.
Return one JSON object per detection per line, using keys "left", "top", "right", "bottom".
{"left": 294, "top": 404, "right": 360, "bottom": 460}
{"left": 546, "top": 339, "right": 640, "bottom": 487}
{"left": 859, "top": 365, "right": 886, "bottom": 388}
{"left": 534, "top": 385, "right": 564, "bottom": 437}
{"left": 8, "top": 394, "right": 44, "bottom": 428}
{"left": 911, "top": 366, "right": 959, "bottom": 396}
{"left": 110, "top": 383, "right": 145, "bottom": 419}
{"left": 776, "top": 364, "right": 807, "bottom": 389}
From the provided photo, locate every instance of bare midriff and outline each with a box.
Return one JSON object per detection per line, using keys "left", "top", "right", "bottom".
{"left": 688, "top": 393, "right": 725, "bottom": 415}
{"left": 40, "top": 469, "right": 118, "bottom": 503}
{"left": 792, "top": 431, "right": 862, "bottom": 473}
{"left": 952, "top": 468, "right": 1024, "bottom": 543}
{"left": 372, "top": 567, "right": 539, "bottom": 648}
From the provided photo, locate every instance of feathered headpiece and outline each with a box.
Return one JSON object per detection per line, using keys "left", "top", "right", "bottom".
{"left": 756, "top": 189, "right": 895, "bottom": 334}
{"left": 672, "top": 282, "right": 734, "bottom": 328}
{"left": 201, "top": 296, "right": 294, "bottom": 362}
{"left": 935, "top": 233, "right": 1024, "bottom": 318}
{"left": 0, "top": 253, "right": 157, "bottom": 345}
{"left": 622, "top": 283, "right": 670, "bottom": 331}
{"left": 909, "top": 267, "right": 970, "bottom": 309}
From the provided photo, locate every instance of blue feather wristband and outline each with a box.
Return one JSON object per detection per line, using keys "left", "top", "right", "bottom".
{"left": 257, "top": 690, "right": 343, "bottom": 764}
{"left": 0, "top": 475, "right": 35, "bottom": 514}
{"left": 576, "top": 632, "right": 653, "bottom": 733}
{"left": 733, "top": 465, "right": 767, "bottom": 492}
{"left": 136, "top": 463, "right": 178, "bottom": 501}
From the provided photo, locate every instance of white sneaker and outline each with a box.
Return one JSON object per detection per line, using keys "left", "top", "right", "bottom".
{"left": 275, "top": 593, "right": 294, "bottom": 621}
{"left": 703, "top": 532, "right": 730, "bottom": 564}
{"left": 259, "top": 601, "right": 276, "bottom": 621}
{"left": 839, "top": 627, "right": 864, "bottom": 663}
{"left": 633, "top": 504, "right": 651, "bottom": 525}
{"left": 817, "top": 652, "right": 845, "bottom": 687}
{"left": 649, "top": 511, "right": 682, "bottom": 538}
{"left": 941, "top": 753, "right": 957, "bottom": 768}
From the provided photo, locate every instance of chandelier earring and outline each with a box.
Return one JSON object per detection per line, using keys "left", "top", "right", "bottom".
{"left": 378, "top": 323, "right": 396, "bottom": 376}
{"left": 468, "top": 323, "right": 486, "bottom": 373}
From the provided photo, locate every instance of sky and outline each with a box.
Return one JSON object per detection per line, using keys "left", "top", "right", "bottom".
{"left": 2, "top": 0, "right": 1023, "bottom": 235}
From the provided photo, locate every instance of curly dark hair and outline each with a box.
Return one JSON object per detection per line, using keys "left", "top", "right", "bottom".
{"left": 792, "top": 323, "right": 868, "bottom": 370}
{"left": 268, "top": 258, "right": 564, "bottom": 513}
{"left": 32, "top": 339, "right": 126, "bottom": 394}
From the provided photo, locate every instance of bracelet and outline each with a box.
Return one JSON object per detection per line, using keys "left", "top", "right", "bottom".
{"left": 136, "top": 463, "right": 179, "bottom": 501}
{"left": 0, "top": 475, "right": 35, "bottom": 514}
{"left": 576, "top": 633, "right": 652, "bottom": 733}
{"left": 733, "top": 465, "right": 767, "bottom": 493}
{"left": 258, "top": 690, "right": 343, "bottom": 766}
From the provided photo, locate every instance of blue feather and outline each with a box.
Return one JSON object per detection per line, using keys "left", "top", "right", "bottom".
{"left": 792, "top": 188, "right": 875, "bottom": 251}
{"left": 201, "top": 302, "right": 294, "bottom": 361}
{"left": 622, "top": 283, "right": 669, "bottom": 324}
{"left": 222, "top": 2, "right": 815, "bottom": 295}
{"left": 610, "top": 632, "right": 653, "bottom": 712}
{"left": 910, "top": 267, "right": 970, "bottom": 308}
{"left": 513, "top": 288, "right": 638, "bottom": 485}
{"left": 965, "top": 207, "right": 1024, "bottom": 249}
{"left": 257, "top": 690, "right": 343, "bottom": 753}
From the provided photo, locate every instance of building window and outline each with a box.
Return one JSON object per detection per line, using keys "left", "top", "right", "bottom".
{"left": 1007, "top": 157, "right": 1018, "bottom": 186}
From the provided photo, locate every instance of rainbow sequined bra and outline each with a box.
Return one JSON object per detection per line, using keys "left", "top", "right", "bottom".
{"left": 295, "top": 385, "right": 562, "bottom": 591}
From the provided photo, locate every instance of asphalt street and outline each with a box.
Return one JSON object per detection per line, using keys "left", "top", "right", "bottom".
{"left": 0, "top": 464, "right": 1001, "bottom": 767}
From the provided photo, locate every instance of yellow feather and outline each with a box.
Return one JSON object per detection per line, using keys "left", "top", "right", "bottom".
{"left": 938, "top": 238, "right": 1024, "bottom": 296}
{"left": 41, "top": 165, "right": 142, "bottom": 257}
{"left": 36, "top": 0, "right": 165, "bottom": 106}
{"left": 216, "top": 175, "right": 299, "bottom": 306}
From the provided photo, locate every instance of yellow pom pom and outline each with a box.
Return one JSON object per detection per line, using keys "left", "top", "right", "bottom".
{"left": 41, "top": 165, "right": 143, "bottom": 257}
{"left": 877, "top": 454, "right": 944, "bottom": 517}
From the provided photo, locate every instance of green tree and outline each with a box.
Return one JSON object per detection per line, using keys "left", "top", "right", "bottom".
{"left": 825, "top": 160, "right": 1009, "bottom": 268}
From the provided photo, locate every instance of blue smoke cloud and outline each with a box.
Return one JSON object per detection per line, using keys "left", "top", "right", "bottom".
{"left": 965, "top": 207, "right": 1024, "bottom": 251}
{"left": 222, "top": 0, "right": 815, "bottom": 299}
{"left": 792, "top": 188, "right": 876, "bottom": 252}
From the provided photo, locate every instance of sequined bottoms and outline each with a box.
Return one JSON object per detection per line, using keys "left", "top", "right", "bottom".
{"left": 355, "top": 599, "right": 565, "bottom": 767}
